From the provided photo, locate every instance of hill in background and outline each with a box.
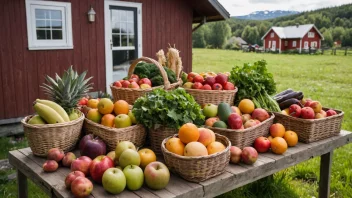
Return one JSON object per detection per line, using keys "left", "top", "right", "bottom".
{"left": 235, "top": 10, "right": 300, "bottom": 20}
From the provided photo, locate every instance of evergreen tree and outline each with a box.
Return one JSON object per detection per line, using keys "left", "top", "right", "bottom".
{"left": 342, "top": 28, "right": 352, "bottom": 46}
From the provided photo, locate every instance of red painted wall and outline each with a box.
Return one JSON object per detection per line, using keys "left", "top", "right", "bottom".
{"left": 263, "top": 29, "right": 280, "bottom": 50}
{"left": 302, "top": 27, "right": 322, "bottom": 49}
{"left": 281, "top": 39, "right": 301, "bottom": 51}
{"left": 0, "top": 0, "right": 193, "bottom": 119}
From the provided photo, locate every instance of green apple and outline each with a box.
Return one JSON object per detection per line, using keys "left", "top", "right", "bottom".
{"left": 182, "top": 82, "right": 193, "bottom": 89}
{"left": 115, "top": 141, "right": 136, "bottom": 165}
{"left": 102, "top": 168, "right": 126, "bottom": 194}
{"left": 144, "top": 161, "right": 170, "bottom": 190}
{"left": 119, "top": 149, "right": 140, "bottom": 169}
{"left": 203, "top": 104, "right": 218, "bottom": 118}
{"left": 123, "top": 165, "right": 144, "bottom": 190}
{"left": 128, "top": 111, "right": 137, "bottom": 124}
{"left": 114, "top": 114, "right": 132, "bottom": 128}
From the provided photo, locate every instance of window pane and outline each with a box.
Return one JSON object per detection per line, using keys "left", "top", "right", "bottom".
{"left": 52, "top": 21, "right": 62, "bottom": 29}
{"left": 120, "top": 23, "right": 127, "bottom": 34}
{"left": 51, "top": 10, "right": 62, "bottom": 20}
{"left": 127, "top": 23, "right": 134, "bottom": 34}
{"left": 52, "top": 30, "right": 63, "bottom": 39}
{"left": 112, "top": 34, "right": 120, "bottom": 47}
{"left": 36, "top": 20, "right": 50, "bottom": 28}
{"left": 37, "top": 30, "right": 51, "bottom": 40}
{"left": 35, "top": 9, "right": 49, "bottom": 19}
{"left": 120, "top": 10, "right": 127, "bottom": 21}
{"left": 112, "top": 50, "right": 135, "bottom": 72}
{"left": 111, "top": 10, "right": 121, "bottom": 24}
{"left": 127, "top": 11, "right": 133, "bottom": 22}
{"left": 121, "top": 35, "right": 127, "bottom": 46}
{"left": 112, "top": 22, "right": 120, "bottom": 33}
{"left": 128, "top": 35, "right": 134, "bottom": 46}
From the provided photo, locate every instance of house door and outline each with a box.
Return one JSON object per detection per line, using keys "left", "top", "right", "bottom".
{"left": 304, "top": 41, "right": 309, "bottom": 49}
{"left": 104, "top": 1, "right": 142, "bottom": 93}
{"left": 272, "top": 41, "right": 276, "bottom": 50}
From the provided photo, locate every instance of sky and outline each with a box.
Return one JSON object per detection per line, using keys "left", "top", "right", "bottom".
{"left": 218, "top": 0, "right": 352, "bottom": 16}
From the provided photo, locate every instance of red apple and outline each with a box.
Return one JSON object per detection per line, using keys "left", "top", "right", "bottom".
{"left": 71, "top": 156, "right": 92, "bottom": 176}
{"left": 326, "top": 109, "right": 337, "bottom": 117}
{"left": 113, "top": 81, "right": 122, "bottom": 87}
{"left": 65, "top": 171, "right": 85, "bottom": 189}
{"left": 223, "top": 82, "right": 235, "bottom": 90}
{"left": 43, "top": 160, "right": 58, "bottom": 172}
{"left": 215, "top": 74, "right": 228, "bottom": 86}
{"left": 131, "top": 74, "right": 139, "bottom": 81}
{"left": 309, "top": 101, "right": 322, "bottom": 113}
{"left": 241, "top": 147, "right": 258, "bottom": 165}
{"left": 244, "top": 119, "right": 257, "bottom": 129}
{"left": 251, "top": 108, "right": 270, "bottom": 122}
{"left": 128, "top": 81, "right": 140, "bottom": 89}
{"left": 320, "top": 110, "right": 327, "bottom": 117}
{"left": 129, "top": 78, "right": 138, "bottom": 83}
{"left": 254, "top": 137, "right": 271, "bottom": 153}
{"left": 138, "top": 78, "right": 152, "bottom": 86}
{"left": 121, "top": 80, "right": 131, "bottom": 88}
{"left": 301, "top": 107, "right": 315, "bottom": 119}
{"left": 202, "top": 84, "right": 212, "bottom": 90}
{"left": 228, "top": 113, "right": 243, "bottom": 129}
{"left": 204, "top": 76, "right": 216, "bottom": 86}
{"left": 47, "top": 148, "right": 64, "bottom": 162}
{"left": 187, "top": 72, "right": 198, "bottom": 82}
{"left": 193, "top": 75, "right": 204, "bottom": 83}
{"left": 90, "top": 155, "right": 115, "bottom": 183}
{"left": 212, "top": 83, "right": 223, "bottom": 90}
{"left": 144, "top": 162, "right": 170, "bottom": 190}
{"left": 78, "top": 97, "right": 88, "bottom": 105}
{"left": 304, "top": 100, "right": 313, "bottom": 107}
{"left": 79, "top": 134, "right": 106, "bottom": 160}
{"left": 289, "top": 104, "right": 302, "bottom": 118}
{"left": 229, "top": 146, "right": 242, "bottom": 164}
{"left": 62, "top": 152, "right": 76, "bottom": 167}
{"left": 192, "top": 82, "right": 203, "bottom": 89}
{"left": 241, "top": 114, "right": 252, "bottom": 124}
{"left": 71, "top": 176, "right": 93, "bottom": 197}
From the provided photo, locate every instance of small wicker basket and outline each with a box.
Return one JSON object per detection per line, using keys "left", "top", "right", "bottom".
{"left": 184, "top": 87, "right": 238, "bottom": 106}
{"left": 273, "top": 108, "right": 344, "bottom": 143}
{"left": 83, "top": 118, "right": 147, "bottom": 151}
{"left": 161, "top": 133, "right": 231, "bottom": 182}
{"left": 22, "top": 112, "right": 84, "bottom": 157}
{"left": 149, "top": 126, "right": 178, "bottom": 155}
{"left": 110, "top": 57, "right": 183, "bottom": 104}
{"left": 208, "top": 113, "right": 274, "bottom": 149}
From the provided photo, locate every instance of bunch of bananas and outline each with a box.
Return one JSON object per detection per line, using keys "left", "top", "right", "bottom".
{"left": 28, "top": 99, "right": 78, "bottom": 125}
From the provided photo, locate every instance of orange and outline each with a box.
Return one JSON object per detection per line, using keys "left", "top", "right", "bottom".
{"left": 165, "top": 137, "right": 185, "bottom": 156}
{"left": 238, "top": 99, "right": 255, "bottom": 114}
{"left": 207, "top": 141, "right": 226, "bottom": 155}
{"left": 269, "top": 123, "right": 286, "bottom": 138}
{"left": 97, "top": 98, "right": 114, "bottom": 114}
{"left": 114, "top": 100, "right": 130, "bottom": 115}
{"left": 178, "top": 123, "right": 200, "bottom": 144}
{"left": 271, "top": 137, "right": 288, "bottom": 154}
{"left": 87, "top": 99, "right": 99, "bottom": 109}
{"left": 138, "top": 148, "right": 157, "bottom": 169}
{"left": 283, "top": 130, "right": 298, "bottom": 147}
{"left": 101, "top": 114, "right": 115, "bottom": 127}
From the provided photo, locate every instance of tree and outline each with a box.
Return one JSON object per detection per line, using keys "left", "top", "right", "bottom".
{"left": 322, "top": 30, "right": 333, "bottom": 47}
{"left": 258, "top": 23, "right": 268, "bottom": 38}
{"left": 192, "top": 27, "right": 207, "bottom": 48}
{"left": 333, "top": 17, "right": 344, "bottom": 26}
{"left": 208, "top": 22, "right": 231, "bottom": 49}
{"left": 241, "top": 25, "right": 251, "bottom": 44}
{"left": 342, "top": 28, "right": 352, "bottom": 46}
{"left": 242, "top": 26, "right": 260, "bottom": 44}
{"left": 332, "top": 27, "right": 345, "bottom": 41}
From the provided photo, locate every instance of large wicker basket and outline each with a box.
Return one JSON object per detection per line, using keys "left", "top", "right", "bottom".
{"left": 110, "top": 57, "right": 183, "bottom": 104}
{"left": 161, "top": 133, "right": 231, "bottom": 182}
{"left": 273, "top": 108, "right": 344, "bottom": 143}
{"left": 83, "top": 118, "right": 147, "bottom": 151}
{"left": 184, "top": 87, "right": 238, "bottom": 106}
{"left": 149, "top": 126, "right": 178, "bottom": 155}
{"left": 208, "top": 113, "right": 274, "bottom": 149}
{"left": 22, "top": 112, "right": 84, "bottom": 157}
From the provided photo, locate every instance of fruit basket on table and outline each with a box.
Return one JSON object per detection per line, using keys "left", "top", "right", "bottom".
{"left": 161, "top": 133, "right": 231, "bottom": 182}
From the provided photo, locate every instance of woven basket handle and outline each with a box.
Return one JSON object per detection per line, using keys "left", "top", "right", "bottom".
{"left": 128, "top": 57, "right": 171, "bottom": 90}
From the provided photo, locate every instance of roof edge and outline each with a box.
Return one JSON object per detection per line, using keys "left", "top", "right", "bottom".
{"left": 208, "top": 0, "right": 230, "bottom": 20}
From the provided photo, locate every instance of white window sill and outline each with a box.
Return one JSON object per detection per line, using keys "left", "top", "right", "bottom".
{"left": 28, "top": 45, "right": 74, "bottom": 50}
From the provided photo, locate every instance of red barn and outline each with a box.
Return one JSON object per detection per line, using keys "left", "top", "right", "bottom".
{"left": 261, "top": 24, "right": 324, "bottom": 53}
{"left": 0, "top": 0, "right": 229, "bottom": 122}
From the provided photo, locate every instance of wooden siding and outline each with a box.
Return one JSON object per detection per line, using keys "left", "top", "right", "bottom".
{"left": 302, "top": 27, "right": 322, "bottom": 49}
{"left": 0, "top": 0, "right": 193, "bottom": 119}
{"left": 263, "top": 29, "right": 280, "bottom": 51}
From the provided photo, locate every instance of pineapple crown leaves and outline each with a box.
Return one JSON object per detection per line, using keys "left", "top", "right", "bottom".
{"left": 41, "top": 66, "right": 93, "bottom": 113}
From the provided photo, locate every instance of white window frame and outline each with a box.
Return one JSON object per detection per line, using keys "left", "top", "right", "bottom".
{"left": 308, "top": 32, "right": 315, "bottom": 38}
{"left": 311, "top": 41, "right": 317, "bottom": 48}
{"left": 25, "top": 0, "right": 73, "bottom": 50}
{"left": 268, "top": 40, "right": 271, "bottom": 48}
{"left": 292, "top": 41, "right": 297, "bottom": 47}
{"left": 272, "top": 41, "right": 276, "bottom": 50}
{"left": 304, "top": 41, "right": 309, "bottom": 49}
{"left": 270, "top": 32, "right": 274, "bottom": 38}
{"left": 284, "top": 41, "right": 288, "bottom": 46}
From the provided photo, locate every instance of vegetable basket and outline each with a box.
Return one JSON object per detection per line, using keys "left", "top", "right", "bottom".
{"left": 184, "top": 87, "right": 238, "bottom": 106}
{"left": 110, "top": 57, "right": 183, "bottom": 104}
{"left": 83, "top": 118, "right": 147, "bottom": 151}
{"left": 22, "top": 111, "right": 84, "bottom": 157}
{"left": 149, "top": 126, "right": 178, "bottom": 155}
{"left": 273, "top": 108, "right": 344, "bottom": 143}
{"left": 207, "top": 113, "right": 274, "bottom": 149}
{"left": 161, "top": 133, "right": 231, "bottom": 182}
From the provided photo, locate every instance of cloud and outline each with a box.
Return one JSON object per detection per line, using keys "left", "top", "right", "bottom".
{"left": 248, "top": 0, "right": 282, "bottom": 3}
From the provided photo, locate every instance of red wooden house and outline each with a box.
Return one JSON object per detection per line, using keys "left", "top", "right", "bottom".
{"left": 261, "top": 24, "right": 324, "bottom": 53}
{"left": 0, "top": 0, "right": 229, "bottom": 122}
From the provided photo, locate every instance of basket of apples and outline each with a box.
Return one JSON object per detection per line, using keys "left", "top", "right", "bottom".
{"left": 273, "top": 97, "right": 344, "bottom": 143}
{"left": 203, "top": 100, "right": 274, "bottom": 149}
{"left": 82, "top": 98, "right": 146, "bottom": 151}
{"left": 183, "top": 72, "right": 237, "bottom": 106}
{"left": 110, "top": 57, "right": 183, "bottom": 104}
{"left": 161, "top": 123, "right": 231, "bottom": 182}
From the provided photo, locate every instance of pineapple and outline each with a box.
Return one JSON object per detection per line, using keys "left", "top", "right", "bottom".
{"left": 41, "top": 66, "right": 93, "bottom": 114}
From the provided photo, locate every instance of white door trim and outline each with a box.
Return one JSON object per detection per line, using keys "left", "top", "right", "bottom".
{"left": 104, "top": 0, "right": 143, "bottom": 93}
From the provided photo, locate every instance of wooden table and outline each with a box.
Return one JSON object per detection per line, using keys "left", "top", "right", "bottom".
{"left": 9, "top": 130, "right": 352, "bottom": 198}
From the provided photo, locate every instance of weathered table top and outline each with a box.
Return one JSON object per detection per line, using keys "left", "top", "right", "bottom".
{"left": 9, "top": 130, "right": 352, "bottom": 198}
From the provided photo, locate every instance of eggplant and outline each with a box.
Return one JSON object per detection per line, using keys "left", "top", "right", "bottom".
{"left": 279, "top": 98, "right": 302, "bottom": 110}
{"left": 276, "top": 91, "right": 303, "bottom": 103}
{"left": 273, "top": 89, "right": 294, "bottom": 99}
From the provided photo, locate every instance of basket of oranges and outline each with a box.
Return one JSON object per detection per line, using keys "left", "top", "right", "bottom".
{"left": 161, "top": 123, "right": 231, "bottom": 182}
{"left": 82, "top": 98, "right": 146, "bottom": 151}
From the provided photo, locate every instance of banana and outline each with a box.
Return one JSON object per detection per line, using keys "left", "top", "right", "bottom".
{"left": 36, "top": 99, "right": 70, "bottom": 122}
{"left": 28, "top": 115, "right": 46, "bottom": 125}
{"left": 33, "top": 102, "right": 65, "bottom": 124}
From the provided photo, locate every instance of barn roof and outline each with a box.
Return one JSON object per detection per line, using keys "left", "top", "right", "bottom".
{"left": 190, "top": 0, "right": 230, "bottom": 23}
{"left": 261, "top": 24, "right": 324, "bottom": 40}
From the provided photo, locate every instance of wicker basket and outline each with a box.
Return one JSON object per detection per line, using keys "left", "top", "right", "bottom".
{"left": 83, "top": 118, "right": 147, "bottom": 151}
{"left": 208, "top": 113, "right": 274, "bottom": 149}
{"left": 22, "top": 112, "right": 84, "bottom": 157}
{"left": 161, "top": 133, "right": 231, "bottom": 182}
{"left": 184, "top": 87, "right": 238, "bottom": 106}
{"left": 273, "top": 108, "right": 344, "bottom": 143}
{"left": 110, "top": 57, "right": 183, "bottom": 104}
{"left": 149, "top": 126, "right": 178, "bottom": 155}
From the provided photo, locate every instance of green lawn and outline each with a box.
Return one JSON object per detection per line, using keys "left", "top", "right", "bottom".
{"left": 1, "top": 49, "right": 351, "bottom": 197}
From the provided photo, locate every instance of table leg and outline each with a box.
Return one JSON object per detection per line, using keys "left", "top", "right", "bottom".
{"left": 17, "top": 170, "right": 28, "bottom": 198}
{"left": 319, "top": 151, "right": 333, "bottom": 198}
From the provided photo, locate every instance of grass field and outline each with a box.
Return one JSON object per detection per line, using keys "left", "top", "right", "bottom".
{"left": 1, "top": 49, "right": 351, "bottom": 197}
